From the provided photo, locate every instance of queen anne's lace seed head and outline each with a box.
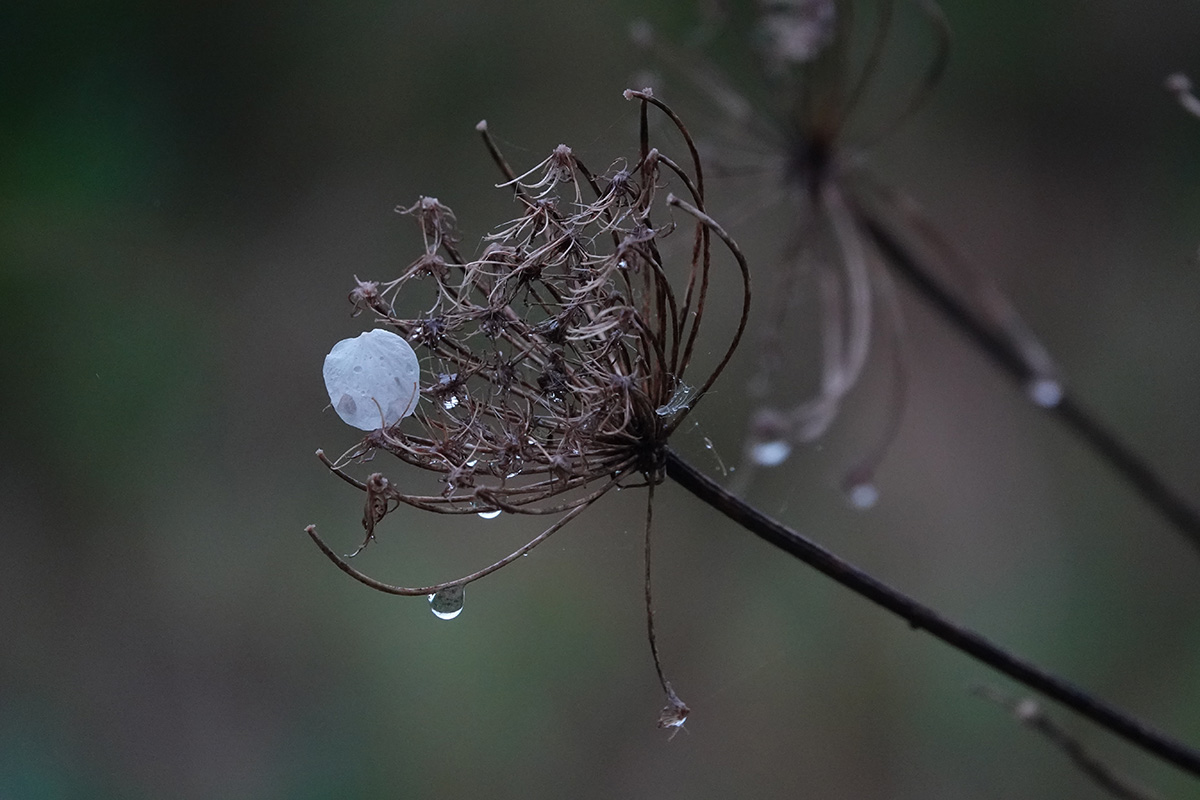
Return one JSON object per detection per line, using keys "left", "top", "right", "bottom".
{"left": 310, "top": 90, "right": 751, "bottom": 559}
{"left": 315, "top": 91, "right": 749, "bottom": 533}
{"left": 309, "top": 92, "right": 751, "bottom": 729}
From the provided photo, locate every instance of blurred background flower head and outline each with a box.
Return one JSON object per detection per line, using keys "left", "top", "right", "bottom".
{"left": 637, "top": 0, "right": 1065, "bottom": 505}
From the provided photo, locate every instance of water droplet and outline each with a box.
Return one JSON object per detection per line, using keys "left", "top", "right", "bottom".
{"left": 1027, "top": 378, "right": 1063, "bottom": 408}
{"left": 846, "top": 482, "right": 879, "bottom": 510}
{"left": 702, "top": 435, "right": 728, "bottom": 476}
{"left": 428, "top": 586, "right": 464, "bottom": 620}
{"left": 466, "top": 459, "right": 478, "bottom": 468}
{"left": 477, "top": 509, "right": 502, "bottom": 520}
{"left": 749, "top": 440, "right": 791, "bottom": 467}
{"left": 655, "top": 383, "right": 694, "bottom": 417}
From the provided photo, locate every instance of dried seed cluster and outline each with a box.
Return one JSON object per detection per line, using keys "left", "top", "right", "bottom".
{"left": 307, "top": 90, "right": 750, "bottom": 729}
{"left": 312, "top": 89, "right": 748, "bottom": 565}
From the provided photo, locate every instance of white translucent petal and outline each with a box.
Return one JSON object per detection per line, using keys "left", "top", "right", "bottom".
{"left": 323, "top": 329, "right": 420, "bottom": 430}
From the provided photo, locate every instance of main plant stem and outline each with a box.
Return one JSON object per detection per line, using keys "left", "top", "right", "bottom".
{"left": 663, "top": 447, "right": 1200, "bottom": 779}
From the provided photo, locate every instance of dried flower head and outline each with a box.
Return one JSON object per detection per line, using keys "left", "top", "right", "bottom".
{"left": 638, "top": 0, "right": 1060, "bottom": 503}
{"left": 307, "top": 90, "right": 750, "bottom": 727}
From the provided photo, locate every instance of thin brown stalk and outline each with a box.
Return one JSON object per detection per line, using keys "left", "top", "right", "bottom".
{"left": 664, "top": 447, "right": 1200, "bottom": 779}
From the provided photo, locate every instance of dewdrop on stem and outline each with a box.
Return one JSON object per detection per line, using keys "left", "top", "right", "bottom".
{"left": 842, "top": 466, "right": 880, "bottom": 510}
{"left": 1026, "top": 377, "right": 1063, "bottom": 409}
{"left": 428, "top": 586, "right": 465, "bottom": 620}
{"left": 846, "top": 482, "right": 879, "bottom": 510}
{"left": 323, "top": 329, "right": 421, "bottom": 430}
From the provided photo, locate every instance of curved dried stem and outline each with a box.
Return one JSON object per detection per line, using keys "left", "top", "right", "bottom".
{"left": 642, "top": 481, "right": 689, "bottom": 733}
{"left": 663, "top": 194, "right": 752, "bottom": 432}
{"left": 854, "top": 0, "right": 952, "bottom": 151}
{"left": 305, "top": 497, "right": 594, "bottom": 597}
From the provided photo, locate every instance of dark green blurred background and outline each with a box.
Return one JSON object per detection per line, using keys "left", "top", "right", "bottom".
{"left": 3, "top": 2, "right": 1199, "bottom": 798}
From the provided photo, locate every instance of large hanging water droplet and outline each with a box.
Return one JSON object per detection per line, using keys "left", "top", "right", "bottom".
{"left": 477, "top": 509, "right": 502, "bottom": 520}
{"left": 428, "top": 586, "right": 465, "bottom": 620}
{"left": 749, "top": 439, "right": 791, "bottom": 467}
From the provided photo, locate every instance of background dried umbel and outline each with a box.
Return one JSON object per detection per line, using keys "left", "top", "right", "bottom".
{"left": 640, "top": 0, "right": 1061, "bottom": 497}
{"left": 307, "top": 90, "right": 750, "bottom": 722}
{"left": 689, "top": 0, "right": 1200, "bottom": 558}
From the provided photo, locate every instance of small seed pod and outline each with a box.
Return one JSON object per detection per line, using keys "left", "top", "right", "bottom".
{"left": 323, "top": 329, "right": 420, "bottom": 430}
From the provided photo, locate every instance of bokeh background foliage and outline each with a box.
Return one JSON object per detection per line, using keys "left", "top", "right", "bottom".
{"left": 2, "top": 1, "right": 1199, "bottom": 798}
